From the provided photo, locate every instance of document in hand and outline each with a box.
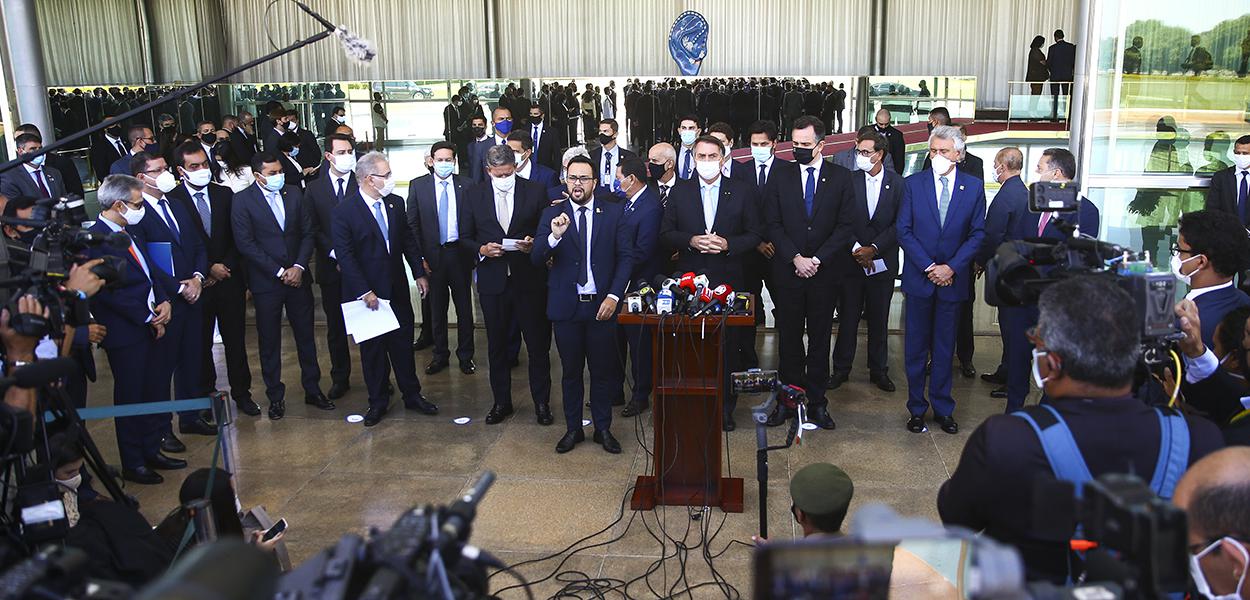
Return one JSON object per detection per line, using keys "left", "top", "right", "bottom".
{"left": 341, "top": 299, "right": 400, "bottom": 343}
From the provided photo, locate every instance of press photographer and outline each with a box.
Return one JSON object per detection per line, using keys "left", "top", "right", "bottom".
{"left": 938, "top": 276, "right": 1225, "bottom": 583}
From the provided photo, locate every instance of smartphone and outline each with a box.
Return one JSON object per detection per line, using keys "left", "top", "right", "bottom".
{"left": 261, "top": 518, "right": 287, "bottom": 542}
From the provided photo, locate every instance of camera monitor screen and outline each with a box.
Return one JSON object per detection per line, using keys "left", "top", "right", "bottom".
{"left": 754, "top": 539, "right": 895, "bottom": 600}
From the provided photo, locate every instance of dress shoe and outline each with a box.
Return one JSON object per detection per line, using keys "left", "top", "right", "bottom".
{"left": 722, "top": 413, "right": 736, "bottom": 432}
{"left": 906, "top": 415, "right": 927, "bottom": 433}
{"left": 871, "top": 373, "right": 896, "bottom": 392}
{"left": 826, "top": 371, "right": 848, "bottom": 391}
{"left": 147, "top": 453, "right": 187, "bottom": 470}
{"left": 161, "top": 435, "right": 186, "bottom": 454}
{"left": 485, "top": 405, "right": 514, "bottom": 424}
{"left": 459, "top": 360, "right": 477, "bottom": 375}
{"left": 959, "top": 363, "right": 977, "bottom": 378}
{"left": 404, "top": 394, "right": 439, "bottom": 415}
{"left": 981, "top": 369, "right": 1007, "bottom": 385}
{"left": 363, "top": 405, "right": 388, "bottom": 427}
{"left": 535, "top": 403, "right": 554, "bottom": 426}
{"left": 123, "top": 466, "right": 164, "bottom": 485}
{"left": 179, "top": 417, "right": 216, "bottom": 436}
{"left": 808, "top": 405, "right": 836, "bottom": 430}
{"left": 621, "top": 401, "right": 649, "bottom": 418}
{"left": 305, "top": 393, "right": 336, "bottom": 411}
{"left": 555, "top": 429, "right": 585, "bottom": 453}
{"left": 327, "top": 382, "right": 350, "bottom": 400}
{"left": 413, "top": 336, "right": 433, "bottom": 351}
{"left": 235, "top": 397, "right": 262, "bottom": 416}
{"left": 990, "top": 387, "right": 1008, "bottom": 399}
{"left": 935, "top": 415, "right": 959, "bottom": 434}
{"left": 425, "top": 359, "right": 449, "bottom": 375}
{"left": 593, "top": 429, "right": 622, "bottom": 454}
{"left": 268, "top": 400, "right": 285, "bottom": 420}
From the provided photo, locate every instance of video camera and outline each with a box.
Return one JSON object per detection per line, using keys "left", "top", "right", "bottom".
{"left": 984, "top": 181, "right": 1180, "bottom": 362}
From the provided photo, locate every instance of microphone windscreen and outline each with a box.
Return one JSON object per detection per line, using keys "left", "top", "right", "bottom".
{"left": 335, "top": 28, "right": 377, "bottom": 63}
{"left": 12, "top": 358, "right": 78, "bottom": 389}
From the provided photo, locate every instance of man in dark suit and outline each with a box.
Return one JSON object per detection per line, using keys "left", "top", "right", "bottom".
{"left": 763, "top": 116, "right": 847, "bottom": 430}
{"left": 230, "top": 151, "right": 332, "bottom": 419}
{"left": 507, "top": 131, "right": 559, "bottom": 191}
{"left": 674, "top": 116, "right": 701, "bottom": 180}
{"left": 407, "top": 141, "right": 476, "bottom": 376}
{"left": 897, "top": 126, "right": 986, "bottom": 435}
{"left": 534, "top": 155, "right": 633, "bottom": 454}
{"left": 167, "top": 143, "right": 258, "bottom": 417}
{"left": 288, "top": 113, "right": 322, "bottom": 173}
{"left": 872, "top": 109, "right": 907, "bottom": 175}
{"left": 128, "top": 151, "right": 215, "bottom": 440}
{"left": 14, "top": 124, "right": 83, "bottom": 197}
{"left": 90, "top": 118, "right": 128, "bottom": 181}
{"left": 1, "top": 133, "right": 68, "bottom": 203}
{"left": 660, "top": 135, "right": 763, "bottom": 430}
{"left": 589, "top": 119, "right": 637, "bottom": 197}
{"left": 460, "top": 145, "right": 553, "bottom": 425}
{"left": 465, "top": 114, "right": 494, "bottom": 184}
{"left": 526, "top": 103, "right": 559, "bottom": 170}
{"left": 730, "top": 120, "right": 783, "bottom": 368}
{"left": 1047, "top": 30, "right": 1077, "bottom": 120}
{"left": 109, "top": 125, "right": 156, "bottom": 176}
{"left": 468, "top": 107, "right": 515, "bottom": 184}
{"left": 332, "top": 151, "right": 436, "bottom": 427}
{"left": 1205, "top": 134, "right": 1250, "bottom": 224}
{"left": 262, "top": 109, "right": 293, "bottom": 154}
{"left": 832, "top": 131, "right": 904, "bottom": 393}
{"left": 305, "top": 133, "right": 359, "bottom": 399}
{"left": 612, "top": 158, "right": 664, "bottom": 417}
{"left": 86, "top": 174, "right": 181, "bottom": 485}
{"left": 226, "top": 114, "right": 258, "bottom": 164}
{"left": 1173, "top": 209, "right": 1250, "bottom": 347}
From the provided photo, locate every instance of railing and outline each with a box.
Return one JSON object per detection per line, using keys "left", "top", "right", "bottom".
{"left": 1005, "top": 80, "right": 1073, "bottom": 125}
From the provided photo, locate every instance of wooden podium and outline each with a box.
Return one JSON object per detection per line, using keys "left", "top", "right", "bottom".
{"left": 617, "top": 311, "right": 752, "bottom": 513}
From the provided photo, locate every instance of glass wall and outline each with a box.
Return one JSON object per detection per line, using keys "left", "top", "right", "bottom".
{"left": 867, "top": 76, "right": 977, "bottom": 125}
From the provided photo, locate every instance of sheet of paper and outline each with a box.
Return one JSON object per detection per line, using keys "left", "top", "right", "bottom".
{"left": 341, "top": 299, "right": 400, "bottom": 343}
{"left": 864, "top": 259, "right": 888, "bottom": 277}
{"left": 502, "top": 238, "right": 522, "bottom": 251}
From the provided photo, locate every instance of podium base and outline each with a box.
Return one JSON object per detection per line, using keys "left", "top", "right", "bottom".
{"left": 631, "top": 475, "right": 744, "bottom": 513}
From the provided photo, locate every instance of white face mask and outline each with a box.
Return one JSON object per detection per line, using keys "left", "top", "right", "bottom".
{"left": 854, "top": 154, "right": 875, "bottom": 172}
{"left": 1190, "top": 537, "right": 1248, "bottom": 600}
{"left": 121, "top": 203, "right": 146, "bottom": 225}
{"left": 375, "top": 175, "right": 396, "bottom": 197}
{"left": 331, "top": 152, "right": 357, "bottom": 174}
{"left": 152, "top": 170, "right": 178, "bottom": 193}
{"left": 679, "top": 130, "right": 698, "bottom": 146}
{"left": 514, "top": 152, "right": 528, "bottom": 168}
{"left": 184, "top": 167, "right": 212, "bottom": 188}
{"left": 695, "top": 160, "right": 722, "bottom": 180}
{"left": 1170, "top": 252, "right": 1203, "bottom": 286}
{"left": 56, "top": 473, "right": 82, "bottom": 492}
{"left": 1232, "top": 154, "right": 1250, "bottom": 170}
{"left": 1031, "top": 348, "right": 1050, "bottom": 389}
{"left": 491, "top": 173, "right": 516, "bottom": 192}
{"left": 931, "top": 154, "right": 956, "bottom": 175}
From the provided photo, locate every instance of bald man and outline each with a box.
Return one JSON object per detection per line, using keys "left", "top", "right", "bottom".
{"left": 1173, "top": 447, "right": 1250, "bottom": 599}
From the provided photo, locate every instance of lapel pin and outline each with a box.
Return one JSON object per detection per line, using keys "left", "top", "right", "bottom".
{"left": 595, "top": 207, "right": 603, "bottom": 214}
{"left": 959, "top": 185, "right": 965, "bottom": 191}
{"left": 885, "top": 184, "right": 891, "bottom": 190}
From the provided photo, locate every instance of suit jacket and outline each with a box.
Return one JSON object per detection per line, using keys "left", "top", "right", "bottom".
{"left": 294, "top": 129, "right": 321, "bottom": 169}
{"left": 90, "top": 135, "right": 128, "bottom": 180}
{"left": 133, "top": 193, "right": 209, "bottom": 308}
{"left": 229, "top": 127, "right": 258, "bottom": 163}
{"left": 533, "top": 199, "right": 633, "bottom": 321}
{"left": 1026, "top": 196, "right": 1101, "bottom": 241}
{"left": 1206, "top": 166, "right": 1241, "bottom": 219}
{"left": 873, "top": 125, "right": 907, "bottom": 174}
{"left": 304, "top": 168, "right": 358, "bottom": 284}
{"left": 1047, "top": 41, "right": 1077, "bottom": 80}
{"left": 620, "top": 187, "right": 665, "bottom": 285}
{"left": 280, "top": 154, "right": 306, "bottom": 188}
{"left": 840, "top": 167, "right": 904, "bottom": 278}
{"left": 406, "top": 173, "right": 472, "bottom": 272}
{"left": 764, "top": 159, "right": 855, "bottom": 288}
{"left": 166, "top": 182, "right": 239, "bottom": 277}
{"left": 108, "top": 154, "right": 135, "bottom": 176}
{"left": 0, "top": 165, "right": 66, "bottom": 200}
{"left": 978, "top": 175, "right": 1030, "bottom": 266}
{"left": 660, "top": 175, "right": 763, "bottom": 288}
{"left": 467, "top": 136, "right": 500, "bottom": 183}
{"left": 231, "top": 183, "right": 315, "bottom": 294}
{"left": 45, "top": 152, "right": 84, "bottom": 197}
{"left": 458, "top": 178, "right": 548, "bottom": 295}
{"left": 262, "top": 128, "right": 287, "bottom": 155}
{"left": 525, "top": 123, "right": 559, "bottom": 170}
{"left": 330, "top": 190, "right": 425, "bottom": 302}
{"left": 521, "top": 162, "right": 559, "bottom": 192}
{"left": 589, "top": 146, "right": 638, "bottom": 195}
{"left": 85, "top": 220, "right": 170, "bottom": 350}
{"left": 897, "top": 169, "right": 987, "bottom": 301}
{"left": 831, "top": 148, "right": 897, "bottom": 174}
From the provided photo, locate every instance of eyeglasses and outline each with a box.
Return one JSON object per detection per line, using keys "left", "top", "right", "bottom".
{"left": 855, "top": 149, "right": 878, "bottom": 157}
{"left": 566, "top": 175, "right": 594, "bottom": 183}
{"left": 1171, "top": 243, "right": 1196, "bottom": 256}
{"left": 143, "top": 167, "right": 167, "bottom": 175}
{"left": 123, "top": 200, "right": 145, "bottom": 210}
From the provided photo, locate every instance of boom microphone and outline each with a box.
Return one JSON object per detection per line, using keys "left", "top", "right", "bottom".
{"left": 293, "top": 1, "right": 377, "bottom": 63}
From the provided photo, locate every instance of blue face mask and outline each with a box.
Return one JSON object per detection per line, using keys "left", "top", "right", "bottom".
{"left": 262, "top": 173, "right": 285, "bottom": 192}
{"left": 750, "top": 146, "right": 772, "bottom": 163}
{"left": 27, "top": 153, "right": 46, "bottom": 167}
{"left": 433, "top": 162, "right": 455, "bottom": 178}
{"left": 289, "top": 147, "right": 300, "bottom": 158}
{"left": 495, "top": 119, "right": 513, "bottom": 135}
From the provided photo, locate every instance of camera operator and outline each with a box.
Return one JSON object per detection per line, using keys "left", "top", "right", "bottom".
{"left": 1171, "top": 300, "right": 1250, "bottom": 445}
{"left": 938, "top": 276, "right": 1224, "bottom": 584}
{"left": 1172, "top": 210, "right": 1250, "bottom": 348}
{"left": 1173, "top": 447, "right": 1250, "bottom": 599}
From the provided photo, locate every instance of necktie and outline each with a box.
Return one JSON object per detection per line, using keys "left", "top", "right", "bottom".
{"left": 372, "top": 200, "right": 389, "bottom": 246}
{"left": 335, "top": 177, "right": 345, "bottom": 203}
{"left": 268, "top": 192, "right": 285, "bottom": 231}
{"left": 1239, "top": 171, "right": 1249, "bottom": 225}
{"left": 758, "top": 164, "right": 767, "bottom": 189}
{"left": 1037, "top": 211, "right": 1051, "bottom": 237}
{"left": 438, "top": 181, "right": 450, "bottom": 244}
{"left": 702, "top": 185, "right": 718, "bottom": 231}
{"left": 496, "top": 191, "right": 511, "bottom": 233}
{"left": 194, "top": 192, "right": 212, "bottom": 237}
{"left": 938, "top": 176, "right": 951, "bottom": 226}
{"left": 682, "top": 151, "right": 692, "bottom": 179}
{"left": 659, "top": 185, "right": 670, "bottom": 207}
{"left": 32, "top": 169, "right": 50, "bottom": 197}
{"left": 576, "top": 207, "right": 589, "bottom": 286}
{"left": 159, "top": 198, "right": 181, "bottom": 243}
{"left": 114, "top": 140, "right": 126, "bottom": 156}
{"left": 604, "top": 151, "right": 612, "bottom": 180}
{"left": 804, "top": 167, "right": 816, "bottom": 217}
{"left": 127, "top": 244, "right": 144, "bottom": 276}
{"left": 532, "top": 126, "right": 539, "bottom": 153}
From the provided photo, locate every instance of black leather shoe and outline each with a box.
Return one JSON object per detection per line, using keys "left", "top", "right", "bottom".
{"left": 148, "top": 453, "right": 187, "bottom": 470}
{"left": 621, "top": 401, "right": 648, "bottom": 417}
{"left": 363, "top": 406, "right": 387, "bottom": 427}
{"left": 425, "top": 359, "right": 449, "bottom": 375}
{"left": 535, "top": 403, "right": 554, "bottom": 426}
{"left": 906, "top": 415, "right": 927, "bottom": 433}
{"left": 161, "top": 434, "right": 186, "bottom": 454}
{"left": 235, "top": 398, "right": 262, "bottom": 416}
{"left": 123, "top": 466, "right": 164, "bottom": 485}
{"left": 179, "top": 417, "right": 216, "bottom": 436}
{"left": 485, "top": 405, "right": 514, "bottom": 424}
{"left": 722, "top": 413, "right": 736, "bottom": 432}
{"left": 555, "top": 429, "right": 585, "bottom": 453}
{"left": 981, "top": 369, "right": 1007, "bottom": 385}
{"left": 268, "top": 400, "right": 285, "bottom": 420}
{"left": 305, "top": 393, "right": 336, "bottom": 411}
{"left": 960, "top": 363, "right": 977, "bottom": 378}
{"left": 413, "top": 336, "right": 433, "bottom": 351}
{"left": 593, "top": 430, "right": 622, "bottom": 454}
{"left": 459, "top": 360, "right": 476, "bottom": 375}
{"left": 404, "top": 394, "right": 439, "bottom": 415}
{"left": 935, "top": 415, "right": 959, "bottom": 434}
{"left": 990, "top": 387, "right": 1008, "bottom": 399}
{"left": 826, "top": 371, "right": 848, "bottom": 390}
{"left": 871, "top": 374, "right": 896, "bottom": 392}
{"left": 327, "top": 382, "right": 350, "bottom": 400}
{"left": 808, "top": 405, "right": 836, "bottom": 430}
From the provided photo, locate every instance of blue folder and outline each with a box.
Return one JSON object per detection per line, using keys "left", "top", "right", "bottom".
{"left": 145, "top": 241, "right": 174, "bottom": 277}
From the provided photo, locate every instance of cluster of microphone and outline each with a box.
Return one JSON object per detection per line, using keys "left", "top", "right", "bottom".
{"left": 625, "top": 272, "right": 751, "bottom": 317}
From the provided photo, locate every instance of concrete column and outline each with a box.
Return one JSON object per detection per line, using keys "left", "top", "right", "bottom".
{"left": 870, "top": 0, "right": 887, "bottom": 76}
{"left": 2, "top": 0, "right": 52, "bottom": 141}
{"left": 1068, "top": 0, "right": 1098, "bottom": 183}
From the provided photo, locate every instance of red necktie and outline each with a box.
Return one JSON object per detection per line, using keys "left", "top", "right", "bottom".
{"left": 1037, "top": 212, "right": 1050, "bottom": 237}
{"left": 32, "top": 169, "right": 50, "bottom": 198}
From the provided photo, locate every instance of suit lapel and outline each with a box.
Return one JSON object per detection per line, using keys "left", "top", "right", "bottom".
{"left": 852, "top": 173, "right": 869, "bottom": 224}
{"left": 281, "top": 188, "right": 296, "bottom": 233}
{"left": 922, "top": 171, "right": 941, "bottom": 230}
{"left": 711, "top": 182, "right": 733, "bottom": 232}
{"left": 810, "top": 167, "right": 831, "bottom": 221}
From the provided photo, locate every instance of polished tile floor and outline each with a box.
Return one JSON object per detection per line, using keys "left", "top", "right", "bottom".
{"left": 83, "top": 323, "right": 1014, "bottom": 598}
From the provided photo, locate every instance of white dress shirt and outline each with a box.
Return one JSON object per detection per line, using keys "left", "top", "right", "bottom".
{"left": 699, "top": 176, "right": 721, "bottom": 233}
{"left": 599, "top": 145, "right": 621, "bottom": 181}
{"left": 105, "top": 132, "right": 126, "bottom": 155}
{"left": 433, "top": 174, "right": 459, "bottom": 243}
{"left": 23, "top": 163, "right": 49, "bottom": 191}
{"left": 361, "top": 189, "right": 391, "bottom": 253}
{"left": 547, "top": 199, "right": 618, "bottom": 300}
{"left": 932, "top": 163, "right": 956, "bottom": 204}
{"left": 864, "top": 168, "right": 884, "bottom": 219}
{"left": 1186, "top": 279, "right": 1233, "bottom": 301}
{"left": 753, "top": 155, "right": 775, "bottom": 183}
{"left": 142, "top": 191, "right": 204, "bottom": 287}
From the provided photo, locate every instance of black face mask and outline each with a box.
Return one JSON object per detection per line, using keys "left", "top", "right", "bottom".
{"left": 472, "top": 126, "right": 486, "bottom": 138}
{"left": 792, "top": 146, "right": 815, "bottom": 164}
{"left": 105, "top": 125, "right": 122, "bottom": 137}
{"left": 530, "top": 115, "right": 543, "bottom": 125}
{"left": 647, "top": 162, "right": 667, "bottom": 180}
{"left": 598, "top": 133, "right": 614, "bottom": 146}
{"left": 200, "top": 133, "right": 217, "bottom": 145}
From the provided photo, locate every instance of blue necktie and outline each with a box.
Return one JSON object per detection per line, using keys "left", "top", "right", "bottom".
{"left": 682, "top": 151, "right": 691, "bottom": 179}
{"left": 576, "top": 207, "right": 589, "bottom": 286}
{"left": 194, "top": 192, "right": 211, "bottom": 237}
{"left": 438, "top": 181, "right": 450, "bottom": 244}
{"left": 372, "top": 200, "right": 389, "bottom": 247}
{"left": 1239, "top": 170, "right": 1248, "bottom": 225}
{"left": 335, "top": 177, "right": 345, "bottom": 203}
{"left": 804, "top": 167, "right": 815, "bottom": 217}
{"left": 938, "top": 176, "right": 951, "bottom": 226}
{"left": 604, "top": 151, "right": 613, "bottom": 180}
{"left": 159, "top": 198, "right": 181, "bottom": 244}
{"left": 758, "top": 164, "right": 767, "bottom": 189}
